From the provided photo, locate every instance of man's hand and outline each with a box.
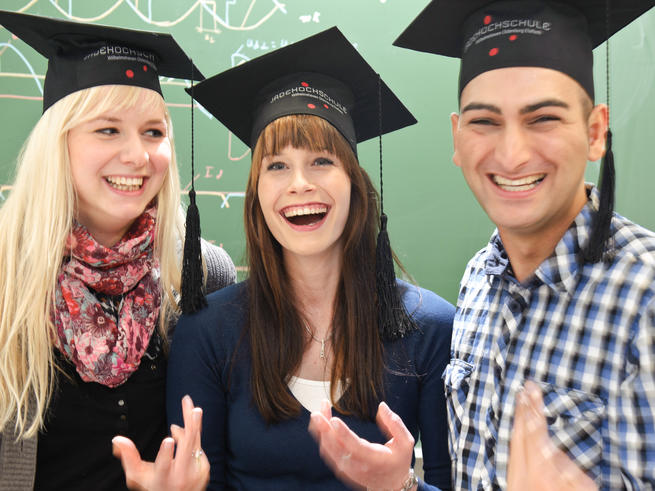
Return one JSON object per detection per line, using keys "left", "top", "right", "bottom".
{"left": 508, "top": 381, "right": 597, "bottom": 491}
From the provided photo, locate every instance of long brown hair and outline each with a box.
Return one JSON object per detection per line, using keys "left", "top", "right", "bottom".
{"left": 244, "top": 114, "right": 383, "bottom": 423}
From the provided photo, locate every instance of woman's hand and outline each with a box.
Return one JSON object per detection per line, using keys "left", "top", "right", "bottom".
{"left": 308, "top": 399, "right": 417, "bottom": 491}
{"left": 507, "top": 380, "right": 597, "bottom": 491}
{"left": 112, "top": 395, "right": 209, "bottom": 491}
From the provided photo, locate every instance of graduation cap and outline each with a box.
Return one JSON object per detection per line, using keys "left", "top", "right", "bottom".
{"left": 395, "top": 0, "right": 654, "bottom": 263}
{"left": 394, "top": 0, "right": 653, "bottom": 99}
{"left": 0, "top": 9, "right": 207, "bottom": 313}
{"left": 0, "top": 9, "right": 204, "bottom": 112}
{"left": 187, "top": 27, "right": 418, "bottom": 337}
{"left": 187, "top": 26, "right": 416, "bottom": 153}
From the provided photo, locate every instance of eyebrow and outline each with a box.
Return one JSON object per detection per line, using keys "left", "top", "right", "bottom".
{"left": 461, "top": 102, "right": 501, "bottom": 114}
{"left": 92, "top": 116, "right": 120, "bottom": 123}
{"left": 519, "top": 99, "right": 570, "bottom": 114}
{"left": 91, "top": 116, "right": 166, "bottom": 125}
{"left": 461, "top": 99, "right": 570, "bottom": 115}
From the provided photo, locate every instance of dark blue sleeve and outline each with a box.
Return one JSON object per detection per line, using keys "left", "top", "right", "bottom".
{"left": 167, "top": 287, "right": 242, "bottom": 490}
{"left": 405, "top": 284, "right": 454, "bottom": 491}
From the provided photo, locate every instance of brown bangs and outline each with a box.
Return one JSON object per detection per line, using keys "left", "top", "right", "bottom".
{"left": 256, "top": 114, "right": 355, "bottom": 166}
{"left": 245, "top": 112, "right": 385, "bottom": 424}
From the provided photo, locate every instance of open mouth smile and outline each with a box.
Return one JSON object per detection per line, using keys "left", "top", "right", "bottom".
{"left": 492, "top": 173, "right": 545, "bottom": 192}
{"left": 281, "top": 204, "right": 329, "bottom": 227}
{"left": 105, "top": 176, "right": 144, "bottom": 192}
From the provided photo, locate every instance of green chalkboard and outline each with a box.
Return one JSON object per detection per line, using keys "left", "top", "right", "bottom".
{"left": 1, "top": 1, "right": 654, "bottom": 304}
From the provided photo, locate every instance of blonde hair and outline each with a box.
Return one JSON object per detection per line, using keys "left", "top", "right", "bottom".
{"left": 0, "top": 85, "right": 184, "bottom": 439}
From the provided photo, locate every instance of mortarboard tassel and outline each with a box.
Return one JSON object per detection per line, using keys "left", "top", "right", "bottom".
{"left": 583, "top": 0, "right": 615, "bottom": 264}
{"left": 584, "top": 130, "right": 615, "bottom": 263}
{"left": 181, "top": 188, "right": 206, "bottom": 314}
{"left": 376, "top": 214, "right": 415, "bottom": 340}
{"left": 180, "top": 62, "right": 207, "bottom": 314}
{"left": 374, "top": 74, "right": 416, "bottom": 341}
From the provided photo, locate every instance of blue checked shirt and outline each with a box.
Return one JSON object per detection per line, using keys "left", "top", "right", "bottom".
{"left": 445, "top": 188, "right": 655, "bottom": 490}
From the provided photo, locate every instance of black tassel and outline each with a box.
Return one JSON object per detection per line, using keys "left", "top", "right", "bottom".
{"left": 582, "top": 0, "right": 615, "bottom": 264}
{"left": 583, "top": 130, "right": 615, "bottom": 263}
{"left": 181, "top": 188, "right": 207, "bottom": 314}
{"left": 376, "top": 214, "right": 415, "bottom": 340}
{"left": 374, "top": 73, "right": 415, "bottom": 340}
{"left": 180, "top": 59, "right": 207, "bottom": 314}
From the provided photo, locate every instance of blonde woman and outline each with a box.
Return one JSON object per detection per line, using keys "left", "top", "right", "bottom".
{"left": 0, "top": 11, "right": 234, "bottom": 490}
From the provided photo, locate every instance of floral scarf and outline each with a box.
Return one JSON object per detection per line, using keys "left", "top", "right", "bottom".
{"left": 53, "top": 207, "right": 161, "bottom": 388}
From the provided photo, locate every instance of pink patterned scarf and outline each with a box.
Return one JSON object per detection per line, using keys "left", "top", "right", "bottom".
{"left": 53, "top": 207, "right": 161, "bottom": 387}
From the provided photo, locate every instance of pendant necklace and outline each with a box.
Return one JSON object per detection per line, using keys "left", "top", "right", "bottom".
{"left": 303, "top": 320, "right": 332, "bottom": 359}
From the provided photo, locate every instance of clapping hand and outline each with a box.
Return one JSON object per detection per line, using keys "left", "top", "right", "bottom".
{"left": 112, "top": 395, "right": 209, "bottom": 491}
{"left": 308, "top": 399, "right": 417, "bottom": 491}
{"left": 507, "top": 381, "right": 597, "bottom": 491}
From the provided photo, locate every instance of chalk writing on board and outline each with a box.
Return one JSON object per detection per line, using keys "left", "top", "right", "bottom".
{"left": 299, "top": 11, "right": 320, "bottom": 24}
{"left": 244, "top": 38, "right": 289, "bottom": 51}
{"left": 42, "top": 0, "right": 287, "bottom": 31}
{"left": 0, "top": 40, "right": 43, "bottom": 97}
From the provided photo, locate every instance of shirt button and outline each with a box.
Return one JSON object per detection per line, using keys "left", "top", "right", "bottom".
{"left": 118, "top": 399, "right": 125, "bottom": 407}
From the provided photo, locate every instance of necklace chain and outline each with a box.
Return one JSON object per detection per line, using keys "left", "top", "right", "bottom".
{"left": 302, "top": 320, "right": 332, "bottom": 359}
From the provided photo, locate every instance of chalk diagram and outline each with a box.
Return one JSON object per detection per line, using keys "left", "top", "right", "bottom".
{"left": 0, "top": 0, "right": 290, "bottom": 213}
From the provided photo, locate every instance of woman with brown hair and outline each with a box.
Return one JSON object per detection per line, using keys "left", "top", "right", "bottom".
{"left": 167, "top": 27, "right": 453, "bottom": 491}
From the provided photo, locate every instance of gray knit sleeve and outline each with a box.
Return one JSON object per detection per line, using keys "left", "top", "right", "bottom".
{"left": 201, "top": 239, "right": 236, "bottom": 295}
{"left": 0, "top": 406, "right": 38, "bottom": 490}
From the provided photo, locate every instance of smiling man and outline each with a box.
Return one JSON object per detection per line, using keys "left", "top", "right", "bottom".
{"left": 451, "top": 66, "right": 604, "bottom": 282}
{"left": 308, "top": 2, "right": 654, "bottom": 490}
{"left": 395, "top": 0, "right": 655, "bottom": 489}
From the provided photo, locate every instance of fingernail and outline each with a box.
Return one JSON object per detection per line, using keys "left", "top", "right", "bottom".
{"left": 330, "top": 417, "right": 341, "bottom": 430}
{"left": 308, "top": 414, "right": 319, "bottom": 433}
{"left": 111, "top": 437, "right": 120, "bottom": 457}
{"left": 183, "top": 394, "right": 192, "bottom": 404}
{"left": 525, "top": 381, "right": 540, "bottom": 403}
{"left": 517, "top": 388, "right": 528, "bottom": 407}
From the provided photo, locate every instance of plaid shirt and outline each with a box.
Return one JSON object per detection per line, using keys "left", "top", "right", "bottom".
{"left": 445, "top": 188, "right": 655, "bottom": 490}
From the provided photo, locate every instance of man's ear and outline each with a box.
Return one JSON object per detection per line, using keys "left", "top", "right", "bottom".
{"left": 451, "top": 112, "right": 461, "bottom": 168}
{"left": 587, "top": 103, "right": 609, "bottom": 162}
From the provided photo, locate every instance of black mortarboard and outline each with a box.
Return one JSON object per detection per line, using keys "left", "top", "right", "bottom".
{"left": 189, "top": 27, "right": 418, "bottom": 337}
{"left": 0, "top": 9, "right": 204, "bottom": 112}
{"left": 395, "top": 0, "right": 654, "bottom": 264}
{"left": 186, "top": 26, "right": 416, "bottom": 154}
{"left": 0, "top": 9, "right": 207, "bottom": 312}
{"left": 394, "top": 0, "right": 654, "bottom": 99}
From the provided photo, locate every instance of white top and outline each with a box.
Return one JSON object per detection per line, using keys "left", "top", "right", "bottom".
{"left": 288, "top": 376, "right": 343, "bottom": 413}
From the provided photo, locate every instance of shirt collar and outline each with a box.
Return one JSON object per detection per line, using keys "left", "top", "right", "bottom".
{"left": 484, "top": 185, "right": 599, "bottom": 295}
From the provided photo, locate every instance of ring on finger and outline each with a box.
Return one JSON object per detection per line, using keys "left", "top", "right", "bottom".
{"left": 192, "top": 448, "right": 204, "bottom": 462}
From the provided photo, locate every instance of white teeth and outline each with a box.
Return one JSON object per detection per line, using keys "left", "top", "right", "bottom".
{"left": 283, "top": 205, "right": 328, "bottom": 218}
{"left": 493, "top": 174, "right": 545, "bottom": 191}
{"left": 105, "top": 176, "right": 144, "bottom": 191}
